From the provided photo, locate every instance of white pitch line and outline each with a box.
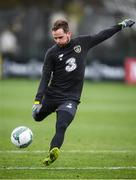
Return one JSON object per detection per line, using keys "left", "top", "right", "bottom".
{"left": 0, "top": 150, "right": 135, "bottom": 154}
{"left": 1, "top": 166, "right": 136, "bottom": 170}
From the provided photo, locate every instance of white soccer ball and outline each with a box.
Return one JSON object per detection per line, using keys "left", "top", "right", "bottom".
{"left": 11, "top": 126, "right": 33, "bottom": 148}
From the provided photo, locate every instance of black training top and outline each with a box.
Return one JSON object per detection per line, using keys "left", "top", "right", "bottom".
{"left": 35, "top": 25, "right": 122, "bottom": 103}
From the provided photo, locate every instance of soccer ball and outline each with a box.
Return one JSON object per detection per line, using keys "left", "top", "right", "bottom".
{"left": 11, "top": 126, "right": 33, "bottom": 148}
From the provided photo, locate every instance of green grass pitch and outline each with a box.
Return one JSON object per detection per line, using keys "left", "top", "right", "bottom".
{"left": 0, "top": 79, "right": 136, "bottom": 179}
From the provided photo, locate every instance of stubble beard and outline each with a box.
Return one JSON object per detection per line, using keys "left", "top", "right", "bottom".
{"left": 58, "top": 36, "right": 71, "bottom": 47}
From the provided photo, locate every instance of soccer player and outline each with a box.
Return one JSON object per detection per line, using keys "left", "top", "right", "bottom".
{"left": 32, "top": 19, "right": 135, "bottom": 166}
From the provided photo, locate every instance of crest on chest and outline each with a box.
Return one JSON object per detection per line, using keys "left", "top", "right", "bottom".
{"left": 74, "top": 45, "right": 81, "bottom": 53}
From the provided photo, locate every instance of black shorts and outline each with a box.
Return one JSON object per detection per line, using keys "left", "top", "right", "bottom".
{"left": 40, "top": 99, "right": 78, "bottom": 119}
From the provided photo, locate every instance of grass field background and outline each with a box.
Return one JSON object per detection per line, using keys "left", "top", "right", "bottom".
{"left": 0, "top": 79, "right": 136, "bottom": 179}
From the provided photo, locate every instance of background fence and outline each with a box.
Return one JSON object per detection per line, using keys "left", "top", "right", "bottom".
{"left": 0, "top": 0, "right": 136, "bottom": 82}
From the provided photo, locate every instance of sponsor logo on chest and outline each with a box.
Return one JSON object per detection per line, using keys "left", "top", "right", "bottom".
{"left": 58, "top": 54, "right": 64, "bottom": 61}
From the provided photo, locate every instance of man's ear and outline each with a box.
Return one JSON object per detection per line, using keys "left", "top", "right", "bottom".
{"left": 68, "top": 31, "right": 72, "bottom": 37}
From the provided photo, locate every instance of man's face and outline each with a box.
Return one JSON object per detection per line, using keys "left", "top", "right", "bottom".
{"left": 52, "top": 28, "right": 72, "bottom": 47}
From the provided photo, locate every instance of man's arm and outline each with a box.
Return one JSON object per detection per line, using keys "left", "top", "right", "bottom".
{"left": 80, "top": 19, "right": 135, "bottom": 49}
{"left": 32, "top": 49, "right": 54, "bottom": 116}
{"left": 34, "top": 67, "right": 51, "bottom": 103}
{"left": 34, "top": 49, "right": 54, "bottom": 103}
{"left": 89, "top": 25, "right": 121, "bottom": 48}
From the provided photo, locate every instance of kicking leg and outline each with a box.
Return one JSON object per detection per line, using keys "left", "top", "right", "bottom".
{"left": 32, "top": 100, "right": 55, "bottom": 122}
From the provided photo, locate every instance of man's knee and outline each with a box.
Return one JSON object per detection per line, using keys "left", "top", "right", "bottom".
{"left": 58, "top": 119, "right": 69, "bottom": 130}
{"left": 32, "top": 110, "right": 50, "bottom": 122}
{"left": 32, "top": 111, "right": 44, "bottom": 122}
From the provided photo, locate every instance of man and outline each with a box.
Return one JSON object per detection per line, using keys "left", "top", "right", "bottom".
{"left": 32, "top": 19, "right": 135, "bottom": 166}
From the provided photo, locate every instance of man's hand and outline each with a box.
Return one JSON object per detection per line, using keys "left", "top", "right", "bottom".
{"left": 118, "top": 19, "right": 135, "bottom": 28}
{"left": 32, "top": 101, "right": 42, "bottom": 115}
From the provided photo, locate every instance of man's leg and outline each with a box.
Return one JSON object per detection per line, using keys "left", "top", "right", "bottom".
{"left": 43, "top": 101, "right": 77, "bottom": 166}
{"left": 50, "top": 110, "right": 74, "bottom": 149}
